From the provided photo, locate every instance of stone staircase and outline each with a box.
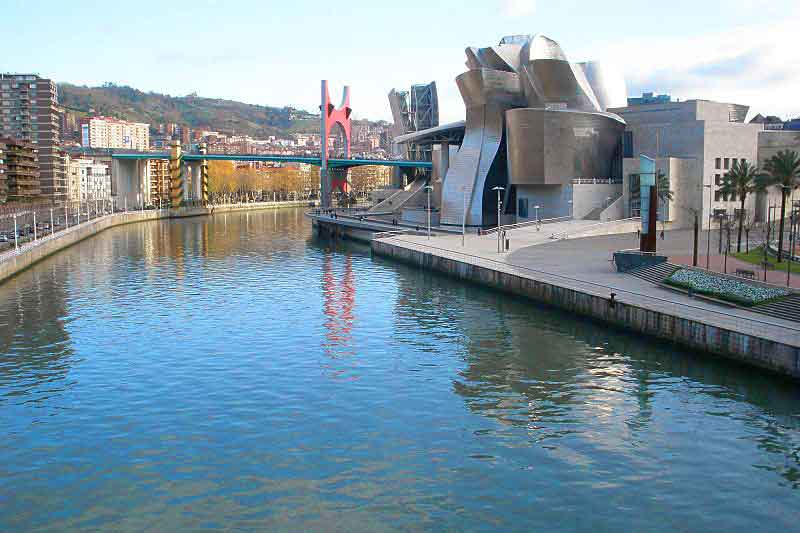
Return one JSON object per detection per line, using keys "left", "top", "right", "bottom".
{"left": 752, "top": 294, "right": 800, "bottom": 323}
{"left": 627, "top": 262, "right": 680, "bottom": 285}
{"left": 583, "top": 205, "right": 606, "bottom": 221}
{"left": 369, "top": 180, "right": 426, "bottom": 214}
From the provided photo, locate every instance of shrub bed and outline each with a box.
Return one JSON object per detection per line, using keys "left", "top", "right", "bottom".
{"left": 665, "top": 268, "right": 790, "bottom": 306}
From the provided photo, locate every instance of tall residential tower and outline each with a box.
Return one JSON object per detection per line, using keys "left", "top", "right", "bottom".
{"left": 0, "top": 74, "right": 66, "bottom": 201}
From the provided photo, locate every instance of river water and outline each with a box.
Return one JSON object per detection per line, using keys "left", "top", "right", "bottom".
{"left": 0, "top": 208, "right": 798, "bottom": 531}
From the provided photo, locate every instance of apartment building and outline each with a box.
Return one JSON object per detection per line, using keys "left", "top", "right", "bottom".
{"left": 610, "top": 98, "right": 761, "bottom": 228}
{"left": 148, "top": 158, "right": 170, "bottom": 205}
{"left": 0, "top": 142, "right": 6, "bottom": 203}
{"left": 0, "top": 137, "right": 41, "bottom": 201}
{"left": 80, "top": 116, "right": 149, "bottom": 151}
{"left": 66, "top": 156, "right": 110, "bottom": 202}
{"left": 0, "top": 74, "right": 66, "bottom": 201}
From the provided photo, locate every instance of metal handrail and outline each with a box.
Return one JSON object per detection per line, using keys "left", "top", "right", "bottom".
{"left": 480, "top": 216, "right": 572, "bottom": 236}
{"left": 549, "top": 217, "right": 640, "bottom": 240}
{"left": 377, "top": 235, "right": 800, "bottom": 336}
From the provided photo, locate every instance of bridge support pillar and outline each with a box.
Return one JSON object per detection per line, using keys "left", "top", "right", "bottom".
{"left": 199, "top": 142, "right": 209, "bottom": 205}
{"left": 169, "top": 140, "right": 183, "bottom": 208}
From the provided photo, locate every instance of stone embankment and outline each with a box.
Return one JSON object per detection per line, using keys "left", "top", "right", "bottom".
{"left": 0, "top": 201, "right": 309, "bottom": 284}
{"left": 372, "top": 237, "right": 800, "bottom": 380}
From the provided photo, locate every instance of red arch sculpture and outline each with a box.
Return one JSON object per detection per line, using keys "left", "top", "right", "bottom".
{"left": 320, "top": 80, "right": 352, "bottom": 205}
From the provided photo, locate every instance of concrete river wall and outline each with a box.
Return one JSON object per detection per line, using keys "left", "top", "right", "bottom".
{"left": 372, "top": 239, "right": 800, "bottom": 380}
{"left": 0, "top": 201, "right": 310, "bottom": 285}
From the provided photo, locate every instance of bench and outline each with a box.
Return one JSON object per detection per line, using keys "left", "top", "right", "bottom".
{"left": 735, "top": 269, "right": 756, "bottom": 280}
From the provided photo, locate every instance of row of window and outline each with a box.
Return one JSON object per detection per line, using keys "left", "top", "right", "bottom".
{"left": 714, "top": 157, "right": 748, "bottom": 170}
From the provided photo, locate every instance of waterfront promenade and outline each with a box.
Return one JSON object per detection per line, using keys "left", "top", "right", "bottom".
{"left": 373, "top": 223, "right": 800, "bottom": 378}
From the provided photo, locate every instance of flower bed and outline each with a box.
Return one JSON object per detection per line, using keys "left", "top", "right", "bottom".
{"left": 665, "top": 268, "right": 791, "bottom": 306}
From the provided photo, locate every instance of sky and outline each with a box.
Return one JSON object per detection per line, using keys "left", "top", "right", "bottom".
{"left": 2, "top": 0, "right": 798, "bottom": 124}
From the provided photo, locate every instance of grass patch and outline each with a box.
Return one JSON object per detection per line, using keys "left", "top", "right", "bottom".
{"left": 733, "top": 246, "right": 800, "bottom": 275}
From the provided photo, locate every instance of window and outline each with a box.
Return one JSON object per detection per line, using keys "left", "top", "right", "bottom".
{"left": 623, "top": 131, "right": 634, "bottom": 158}
{"left": 715, "top": 174, "right": 722, "bottom": 185}
{"left": 730, "top": 193, "right": 737, "bottom": 202}
{"left": 731, "top": 158, "right": 737, "bottom": 167}
{"left": 518, "top": 198, "right": 529, "bottom": 218}
{"left": 724, "top": 158, "right": 730, "bottom": 169}
{"left": 715, "top": 158, "right": 721, "bottom": 169}
{"left": 715, "top": 191, "right": 722, "bottom": 202}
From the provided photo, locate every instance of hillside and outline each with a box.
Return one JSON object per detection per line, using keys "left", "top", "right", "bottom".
{"left": 57, "top": 83, "right": 324, "bottom": 138}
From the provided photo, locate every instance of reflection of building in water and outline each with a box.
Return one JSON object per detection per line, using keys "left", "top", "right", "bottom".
{"left": 0, "top": 264, "right": 73, "bottom": 389}
{"left": 321, "top": 253, "right": 355, "bottom": 355}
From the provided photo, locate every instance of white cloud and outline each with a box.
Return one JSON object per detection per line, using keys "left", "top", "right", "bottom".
{"left": 501, "top": 0, "right": 536, "bottom": 17}
{"left": 584, "top": 14, "right": 800, "bottom": 119}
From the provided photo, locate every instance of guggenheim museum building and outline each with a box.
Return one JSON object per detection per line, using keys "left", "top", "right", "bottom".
{"left": 394, "top": 34, "right": 628, "bottom": 228}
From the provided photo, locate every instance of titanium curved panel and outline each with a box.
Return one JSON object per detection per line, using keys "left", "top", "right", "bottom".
{"left": 478, "top": 44, "right": 522, "bottom": 73}
{"left": 577, "top": 61, "right": 627, "bottom": 111}
{"left": 441, "top": 70, "right": 522, "bottom": 226}
{"left": 506, "top": 108, "right": 625, "bottom": 185}
{"left": 527, "top": 35, "right": 568, "bottom": 61}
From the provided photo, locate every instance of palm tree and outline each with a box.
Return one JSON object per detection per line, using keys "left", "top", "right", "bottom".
{"left": 656, "top": 170, "right": 673, "bottom": 203}
{"left": 655, "top": 170, "right": 673, "bottom": 226}
{"left": 758, "top": 150, "right": 800, "bottom": 262}
{"left": 720, "top": 159, "right": 759, "bottom": 252}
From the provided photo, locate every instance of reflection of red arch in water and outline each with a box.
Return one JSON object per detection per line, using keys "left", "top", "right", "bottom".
{"left": 322, "top": 253, "right": 355, "bottom": 352}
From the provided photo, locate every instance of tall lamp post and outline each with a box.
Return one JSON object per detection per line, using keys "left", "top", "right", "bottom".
{"left": 788, "top": 190, "right": 797, "bottom": 287}
{"left": 492, "top": 186, "right": 505, "bottom": 253}
{"left": 462, "top": 185, "right": 467, "bottom": 247}
{"left": 424, "top": 185, "right": 434, "bottom": 239}
{"left": 704, "top": 183, "right": 712, "bottom": 269}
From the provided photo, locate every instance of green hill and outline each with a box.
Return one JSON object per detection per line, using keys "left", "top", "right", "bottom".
{"left": 57, "top": 82, "right": 322, "bottom": 137}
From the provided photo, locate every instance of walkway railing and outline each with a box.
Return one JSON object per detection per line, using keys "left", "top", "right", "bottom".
{"left": 480, "top": 216, "right": 572, "bottom": 236}
{"left": 549, "top": 217, "right": 640, "bottom": 240}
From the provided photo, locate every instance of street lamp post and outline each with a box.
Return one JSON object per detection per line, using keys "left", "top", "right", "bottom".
{"left": 704, "top": 184, "right": 712, "bottom": 269}
{"left": 788, "top": 190, "right": 796, "bottom": 287}
{"left": 462, "top": 186, "right": 467, "bottom": 247}
{"left": 492, "top": 186, "right": 505, "bottom": 253}
{"left": 50, "top": 208, "right": 54, "bottom": 237}
{"left": 424, "top": 185, "right": 434, "bottom": 239}
{"left": 13, "top": 214, "right": 18, "bottom": 252}
{"left": 33, "top": 211, "right": 37, "bottom": 241}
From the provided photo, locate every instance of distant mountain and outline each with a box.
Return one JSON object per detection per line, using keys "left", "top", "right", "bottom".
{"left": 57, "top": 82, "right": 329, "bottom": 138}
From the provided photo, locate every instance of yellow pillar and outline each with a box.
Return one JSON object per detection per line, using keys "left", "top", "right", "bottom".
{"left": 200, "top": 142, "right": 209, "bottom": 205}
{"left": 169, "top": 140, "right": 183, "bottom": 207}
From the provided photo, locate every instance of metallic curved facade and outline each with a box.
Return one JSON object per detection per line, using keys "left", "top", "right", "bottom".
{"left": 506, "top": 108, "right": 625, "bottom": 185}
{"left": 439, "top": 34, "right": 627, "bottom": 227}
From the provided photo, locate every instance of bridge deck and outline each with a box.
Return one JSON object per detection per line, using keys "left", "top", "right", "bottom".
{"left": 107, "top": 152, "right": 431, "bottom": 168}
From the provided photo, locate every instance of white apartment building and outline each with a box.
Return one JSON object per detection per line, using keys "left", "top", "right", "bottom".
{"left": 81, "top": 116, "right": 150, "bottom": 151}
{"left": 66, "top": 156, "right": 110, "bottom": 202}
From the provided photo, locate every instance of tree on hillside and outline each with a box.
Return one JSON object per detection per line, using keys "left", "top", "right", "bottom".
{"left": 758, "top": 150, "right": 800, "bottom": 262}
{"left": 720, "top": 159, "right": 759, "bottom": 252}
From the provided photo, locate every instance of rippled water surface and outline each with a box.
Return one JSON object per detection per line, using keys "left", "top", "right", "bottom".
{"left": 1, "top": 209, "right": 799, "bottom": 531}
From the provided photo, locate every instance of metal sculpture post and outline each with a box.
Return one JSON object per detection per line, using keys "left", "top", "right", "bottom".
{"left": 320, "top": 80, "right": 352, "bottom": 208}
{"left": 638, "top": 155, "right": 657, "bottom": 254}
